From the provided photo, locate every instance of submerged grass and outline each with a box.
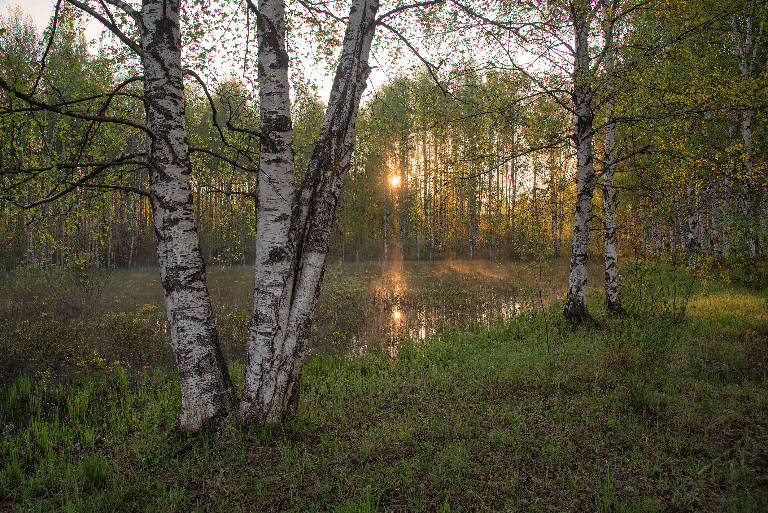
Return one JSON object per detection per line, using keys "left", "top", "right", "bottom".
{"left": 1, "top": 260, "right": 767, "bottom": 511}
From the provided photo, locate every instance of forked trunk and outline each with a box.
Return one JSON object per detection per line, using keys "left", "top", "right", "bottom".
{"left": 240, "top": 0, "right": 379, "bottom": 424}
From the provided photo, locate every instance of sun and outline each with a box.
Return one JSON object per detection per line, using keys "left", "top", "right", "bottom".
{"left": 390, "top": 175, "right": 401, "bottom": 187}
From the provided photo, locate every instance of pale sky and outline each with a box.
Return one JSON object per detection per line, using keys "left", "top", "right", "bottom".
{"left": 2, "top": 0, "right": 103, "bottom": 41}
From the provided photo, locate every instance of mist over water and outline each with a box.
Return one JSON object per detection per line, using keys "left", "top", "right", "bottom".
{"left": 311, "top": 259, "right": 570, "bottom": 357}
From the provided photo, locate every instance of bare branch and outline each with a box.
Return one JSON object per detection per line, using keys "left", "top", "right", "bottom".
{"left": 297, "top": 0, "right": 347, "bottom": 24}
{"left": 449, "top": 0, "right": 532, "bottom": 41}
{"left": 489, "top": 33, "right": 573, "bottom": 113}
{"left": 0, "top": 76, "right": 153, "bottom": 137}
{"left": 102, "top": 0, "right": 141, "bottom": 19}
{"left": 65, "top": 0, "right": 143, "bottom": 57}
{"left": 378, "top": 21, "right": 448, "bottom": 96}
{"left": 31, "top": 0, "right": 63, "bottom": 96}
{"left": 75, "top": 181, "right": 151, "bottom": 198}
{"left": 375, "top": 0, "right": 444, "bottom": 25}
{"left": 182, "top": 68, "right": 262, "bottom": 140}
{"left": 1, "top": 152, "right": 149, "bottom": 209}
{"left": 189, "top": 147, "right": 257, "bottom": 173}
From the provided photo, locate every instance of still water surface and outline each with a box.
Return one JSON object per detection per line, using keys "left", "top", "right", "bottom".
{"left": 310, "top": 260, "right": 564, "bottom": 356}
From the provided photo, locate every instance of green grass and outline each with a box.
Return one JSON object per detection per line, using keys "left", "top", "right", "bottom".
{"left": 1, "top": 261, "right": 767, "bottom": 511}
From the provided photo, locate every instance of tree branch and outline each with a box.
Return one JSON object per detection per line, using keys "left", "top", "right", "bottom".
{"left": 183, "top": 68, "right": 262, "bottom": 141}
{"left": 297, "top": 0, "right": 347, "bottom": 24}
{"left": 102, "top": 0, "right": 141, "bottom": 19}
{"left": 0, "top": 76, "right": 153, "bottom": 137}
{"left": 378, "top": 21, "right": 448, "bottom": 96}
{"left": 449, "top": 0, "right": 532, "bottom": 41}
{"left": 1, "top": 152, "right": 149, "bottom": 209}
{"left": 31, "top": 0, "right": 63, "bottom": 96}
{"left": 245, "top": 0, "right": 259, "bottom": 16}
{"left": 189, "top": 147, "right": 257, "bottom": 173}
{"left": 65, "top": 0, "right": 143, "bottom": 57}
{"left": 375, "top": 0, "right": 444, "bottom": 25}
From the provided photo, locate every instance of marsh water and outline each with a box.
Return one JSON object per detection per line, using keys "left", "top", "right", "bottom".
{"left": 2, "top": 258, "right": 603, "bottom": 381}
{"left": 309, "top": 260, "right": 568, "bottom": 356}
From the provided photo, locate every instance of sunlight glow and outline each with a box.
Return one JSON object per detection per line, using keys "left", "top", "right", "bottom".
{"left": 390, "top": 175, "right": 401, "bottom": 187}
{"left": 392, "top": 309, "right": 402, "bottom": 321}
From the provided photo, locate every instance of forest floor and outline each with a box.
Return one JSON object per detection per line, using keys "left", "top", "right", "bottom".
{"left": 1, "top": 258, "right": 767, "bottom": 511}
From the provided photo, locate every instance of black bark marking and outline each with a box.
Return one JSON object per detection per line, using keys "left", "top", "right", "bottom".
{"left": 267, "top": 246, "right": 288, "bottom": 264}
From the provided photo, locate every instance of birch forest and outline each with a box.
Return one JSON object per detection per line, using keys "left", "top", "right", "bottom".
{"left": 2, "top": 0, "right": 768, "bottom": 421}
{"left": 2, "top": 1, "right": 768, "bottom": 510}
{"left": 2, "top": 1, "right": 765, "bottom": 279}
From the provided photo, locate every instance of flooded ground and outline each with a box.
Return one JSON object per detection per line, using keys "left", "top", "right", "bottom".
{"left": 311, "top": 259, "right": 572, "bottom": 356}
{"left": 0, "top": 257, "right": 605, "bottom": 380}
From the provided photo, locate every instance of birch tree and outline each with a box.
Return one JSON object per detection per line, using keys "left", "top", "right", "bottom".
{"left": 601, "top": 0, "right": 623, "bottom": 312}
{"left": 1, "top": 1, "right": 238, "bottom": 429}
{"left": 1, "top": 0, "right": 445, "bottom": 428}
{"left": 561, "top": 0, "right": 599, "bottom": 322}
{"left": 731, "top": 0, "right": 766, "bottom": 262}
{"left": 238, "top": 0, "right": 383, "bottom": 423}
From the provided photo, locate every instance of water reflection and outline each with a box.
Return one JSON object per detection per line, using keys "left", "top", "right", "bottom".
{"left": 387, "top": 298, "right": 526, "bottom": 345}
{"left": 313, "top": 261, "right": 551, "bottom": 357}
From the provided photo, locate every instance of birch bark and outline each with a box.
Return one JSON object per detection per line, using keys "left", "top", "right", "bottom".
{"left": 140, "top": 0, "right": 235, "bottom": 429}
{"left": 685, "top": 182, "right": 699, "bottom": 263}
{"left": 602, "top": 0, "right": 622, "bottom": 313}
{"left": 399, "top": 132, "right": 409, "bottom": 260}
{"left": 708, "top": 175, "right": 721, "bottom": 260}
{"left": 240, "top": 0, "right": 379, "bottom": 423}
{"left": 733, "top": 3, "right": 765, "bottom": 262}
{"left": 683, "top": 122, "right": 699, "bottom": 266}
{"left": 722, "top": 124, "right": 736, "bottom": 259}
{"left": 563, "top": 0, "right": 597, "bottom": 322}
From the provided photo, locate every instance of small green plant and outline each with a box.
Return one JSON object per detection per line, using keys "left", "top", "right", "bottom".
{"left": 79, "top": 455, "right": 108, "bottom": 490}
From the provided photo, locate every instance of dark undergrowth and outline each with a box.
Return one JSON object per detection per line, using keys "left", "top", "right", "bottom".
{"left": 1, "top": 263, "right": 767, "bottom": 512}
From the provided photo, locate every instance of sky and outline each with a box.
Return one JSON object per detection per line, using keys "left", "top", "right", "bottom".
{"left": 2, "top": 0, "right": 103, "bottom": 42}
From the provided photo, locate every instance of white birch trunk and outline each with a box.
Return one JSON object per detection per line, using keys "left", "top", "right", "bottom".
{"left": 551, "top": 185, "right": 559, "bottom": 257}
{"left": 602, "top": 1, "right": 622, "bottom": 313}
{"left": 399, "top": 136, "right": 408, "bottom": 261}
{"left": 734, "top": 4, "right": 765, "bottom": 261}
{"left": 510, "top": 157, "right": 517, "bottom": 245}
{"left": 140, "top": 0, "right": 234, "bottom": 430}
{"left": 469, "top": 177, "right": 477, "bottom": 261}
{"left": 383, "top": 198, "right": 390, "bottom": 260}
{"left": 685, "top": 182, "right": 699, "bottom": 264}
{"left": 683, "top": 123, "right": 699, "bottom": 266}
{"left": 707, "top": 176, "right": 721, "bottom": 260}
{"left": 240, "top": 0, "right": 379, "bottom": 424}
{"left": 740, "top": 107, "right": 757, "bottom": 261}
{"left": 564, "top": 1, "right": 596, "bottom": 322}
